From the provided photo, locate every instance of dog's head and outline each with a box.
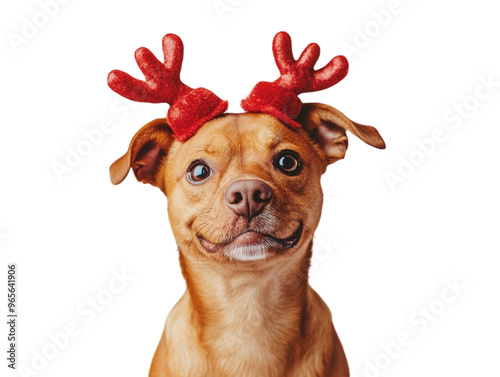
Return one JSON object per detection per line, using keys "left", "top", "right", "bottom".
{"left": 110, "top": 103, "right": 384, "bottom": 262}
{"left": 108, "top": 32, "right": 385, "bottom": 263}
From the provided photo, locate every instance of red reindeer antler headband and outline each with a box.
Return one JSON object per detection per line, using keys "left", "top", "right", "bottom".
{"left": 242, "top": 32, "right": 348, "bottom": 128}
{"left": 108, "top": 32, "right": 348, "bottom": 141}
{"left": 107, "top": 34, "right": 228, "bottom": 142}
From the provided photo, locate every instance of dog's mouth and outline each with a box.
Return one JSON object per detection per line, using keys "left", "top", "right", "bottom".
{"left": 198, "top": 221, "right": 303, "bottom": 256}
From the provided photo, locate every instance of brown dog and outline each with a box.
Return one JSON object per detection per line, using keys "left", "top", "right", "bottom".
{"left": 110, "top": 101, "right": 385, "bottom": 376}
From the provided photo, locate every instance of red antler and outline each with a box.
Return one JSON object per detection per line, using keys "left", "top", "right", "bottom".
{"left": 241, "top": 32, "right": 348, "bottom": 129}
{"left": 108, "top": 34, "right": 191, "bottom": 104}
{"left": 272, "top": 32, "right": 348, "bottom": 94}
{"left": 108, "top": 34, "right": 227, "bottom": 142}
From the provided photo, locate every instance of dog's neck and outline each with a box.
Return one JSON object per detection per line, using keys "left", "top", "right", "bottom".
{"left": 178, "top": 244, "right": 313, "bottom": 368}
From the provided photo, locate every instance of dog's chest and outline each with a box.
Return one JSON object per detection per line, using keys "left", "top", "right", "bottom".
{"left": 200, "top": 292, "right": 303, "bottom": 376}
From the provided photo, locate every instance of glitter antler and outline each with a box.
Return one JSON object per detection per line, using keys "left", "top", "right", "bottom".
{"left": 241, "top": 31, "right": 348, "bottom": 128}
{"left": 108, "top": 34, "right": 228, "bottom": 141}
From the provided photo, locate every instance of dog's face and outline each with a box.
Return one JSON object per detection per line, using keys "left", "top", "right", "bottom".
{"left": 165, "top": 113, "right": 324, "bottom": 262}
{"left": 110, "top": 103, "right": 385, "bottom": 263}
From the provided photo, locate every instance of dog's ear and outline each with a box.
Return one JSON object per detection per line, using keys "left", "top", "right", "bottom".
{"left": 297, "top": 103, "right": 385, "bottom": 166}
{"left": 110, "top": 119, "right": 175, "bottom": 188}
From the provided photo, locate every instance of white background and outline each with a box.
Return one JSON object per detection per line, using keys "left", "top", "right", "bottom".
{"left": 1, "top": 0, "right": 499, "bottom": 376}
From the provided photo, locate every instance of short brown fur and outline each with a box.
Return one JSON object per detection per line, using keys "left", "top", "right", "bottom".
{"left": 110, "top": 103, "right": 385, "bottom": 377}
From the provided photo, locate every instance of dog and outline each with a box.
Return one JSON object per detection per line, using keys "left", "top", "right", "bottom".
{"left": 108, "top": 32, "right": 385, "bottom": 377}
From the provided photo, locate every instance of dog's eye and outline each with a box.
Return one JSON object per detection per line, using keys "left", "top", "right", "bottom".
{"left": 187, "top": 161, "right": 212, "bottom": 184}
{"left": 274, "top": 150, "right": 302, "bottom": 176}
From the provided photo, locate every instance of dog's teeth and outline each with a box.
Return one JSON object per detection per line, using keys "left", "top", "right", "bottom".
{"left": 224, "top": 245, "right": 268, "bottom": 261}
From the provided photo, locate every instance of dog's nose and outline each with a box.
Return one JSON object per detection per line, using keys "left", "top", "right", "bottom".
{"left": 225, "top": 179, "right": 273, "bottom": 220}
